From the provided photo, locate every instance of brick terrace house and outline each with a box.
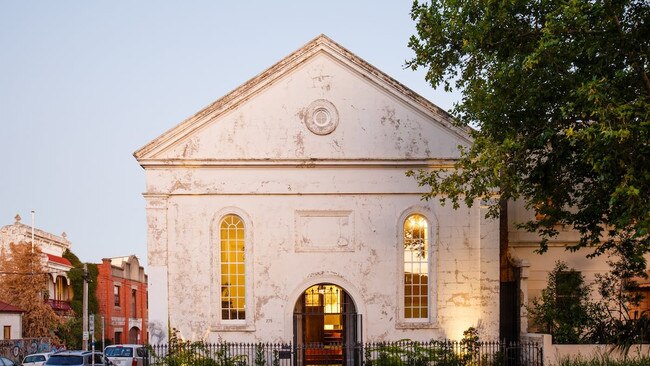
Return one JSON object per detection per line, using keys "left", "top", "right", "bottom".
{"left": 0, "top": 214, "right": 74, "bottom": 317}
{"left": 96, "top": 256, "right": 148, "bottom": 344}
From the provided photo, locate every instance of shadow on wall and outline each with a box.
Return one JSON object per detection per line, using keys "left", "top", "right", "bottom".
{"left": 148, "top": 320, "right": 167, "bottom": 344}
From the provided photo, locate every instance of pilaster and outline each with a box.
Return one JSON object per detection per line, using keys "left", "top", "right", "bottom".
{"left": 480, "top": 200, "right": 500, "bottom": 340}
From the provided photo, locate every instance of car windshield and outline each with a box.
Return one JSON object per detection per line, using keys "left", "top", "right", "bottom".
{"left": 104, "top": 348, "right": 132, "bottom": 357}
{"left": 46, "top": 356, "right": 83, "bottom": 365}
{"left": 24, "top": 356, "right": 46, "bottom": 363}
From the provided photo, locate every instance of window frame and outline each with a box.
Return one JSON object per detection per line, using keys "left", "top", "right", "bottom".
{"left": 131, "top": 288, "right": 137, "bottom": 317}
{"left": 396, "top": 208, "right": 438, "bottom": 329}
{"left": 114, "top": 284, "right": 121, "bottom": 307}
{"left": 211, "top": 208, "right": 255, "bottom": 331}
{"left": 219, "top": 214, "right": 247, "bottom": 323}
{"left": 403, "top": 213, "right": 430, "bottom": 321}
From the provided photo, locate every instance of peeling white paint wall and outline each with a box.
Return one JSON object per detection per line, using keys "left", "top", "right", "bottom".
{"left": 137, "top": 36, "right": 500, "bottom": 344}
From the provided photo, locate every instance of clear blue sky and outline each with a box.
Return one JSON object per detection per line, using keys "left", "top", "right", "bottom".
{"left": 0, "top": 1, "right": 460, "bottom": 266}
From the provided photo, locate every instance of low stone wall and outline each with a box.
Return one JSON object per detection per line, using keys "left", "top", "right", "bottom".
{"left": 524, "top": 333, "right": 650, "bottom": 365}
{"left": 0, "top": 338, "right": 51, "bottom": 363}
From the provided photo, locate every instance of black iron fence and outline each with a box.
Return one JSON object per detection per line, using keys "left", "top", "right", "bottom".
{"left": 146, "top": 340, "right": 542, "bottom": 366}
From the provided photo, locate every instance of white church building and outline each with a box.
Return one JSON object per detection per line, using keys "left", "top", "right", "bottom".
{"left": 134, "top": 35, "right": 501, "bottom": 348}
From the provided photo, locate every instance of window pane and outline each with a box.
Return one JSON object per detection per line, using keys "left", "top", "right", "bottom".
{"left": 220, "top": 214, "right": 246, "bottom": 321}
{"left": 412, "top": 285, "right": 419, "bottom": 296}
{"left": 403, "top": 214, "right": 429, "bottom": 320}
{"left": 228, "top": 252, "right": 238, "bottom": 262}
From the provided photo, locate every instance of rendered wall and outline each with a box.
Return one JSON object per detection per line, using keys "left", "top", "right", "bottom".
{"left": 0, "top": 313, "right": 22, "bottom": 339}
{"left": 139, "top": 37, "right": 501, "bottom": 344}
{"left": 144, "top": 167, "right": 500, "bottom": 343}
{"left": 508, "top": 200, "right": 635, "bottom": 315}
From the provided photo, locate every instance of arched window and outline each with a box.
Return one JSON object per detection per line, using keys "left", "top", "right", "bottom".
{"left": 403, "top": 214, "right": 429, "bottom": 320}
{"left": 220, "top": 214, "right": 246, "bottom": 321}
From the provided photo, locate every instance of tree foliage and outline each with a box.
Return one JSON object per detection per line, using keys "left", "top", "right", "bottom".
{"left": 590, "top": 262, "right": 650, "bottom": 349}
{"left": 56, "top": 249, "right": 99, "bottom": 349}
{"left": 0, "top": 242, "right": 61, "bottom": 339}
{"left": 529, "top": 261, "right": 650, "bottom": 346}
{"left": 154, "top": 328, "right": 247, "bottom": 366}
{"left": 408, "top": 0, "right": 650, "bottom": 271}
{"left": 62, "top": 249, "right": 98, "bottom": 315}
{"left": 528, "top": 262, "right": 594, "bottom": 343}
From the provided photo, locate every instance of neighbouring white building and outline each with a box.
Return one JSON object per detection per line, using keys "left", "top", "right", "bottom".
{"left": 506, "top": 200, "right": 650, "bottom": 335}
{"left": 0, "top": 300, "right": 23, "bottom": 340}
{"left": 134, "top": 34, "right": 501, "bottom": 351}
{"left": 0, "top": 214, "right": 74, "bottom": 316}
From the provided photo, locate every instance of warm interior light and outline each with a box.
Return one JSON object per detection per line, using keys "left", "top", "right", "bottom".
{"left": 446, "top": 310, "right": 481, "bottom": 340}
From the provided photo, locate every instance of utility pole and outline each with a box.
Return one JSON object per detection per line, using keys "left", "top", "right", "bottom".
{"left": 89, "top": 314, "right": 95, "bottom": 366}
{"left": 101, "top": 316, "right": 105, "bottom": 352}
{"left": 83, "top": 264, "right": 89, "bottom": 351}
{"left": 31, "top": 210, "right": 35, "bottom": 253}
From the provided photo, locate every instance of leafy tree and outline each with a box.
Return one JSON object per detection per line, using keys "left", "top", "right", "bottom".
{"left": 529, "top": 260, "right": 650, "bottom": 347}
{"left": 589, "top": 259, "right": 650, "bottom": 350}
{"left": 407, "top": 0, "right": 650, "bottom": 273}
{"left": 0, "top": 242, "right": 61, "bottom": 338}
{"left": 56, "top": 249, "right": 99, "bottom": 348}
{"left": 57, "top": 317, "right": 82, "bottom": 350}
{"left": 528, "top": 261, "right": 594, "bottom": 343}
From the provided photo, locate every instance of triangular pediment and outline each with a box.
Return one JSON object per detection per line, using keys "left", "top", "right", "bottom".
{"left": 134, "top": 35, "right": 471, "bottom": 165}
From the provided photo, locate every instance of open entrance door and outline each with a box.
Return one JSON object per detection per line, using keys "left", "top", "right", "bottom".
{"left": 293, "top": 284, "right": 360, "bottom": 366}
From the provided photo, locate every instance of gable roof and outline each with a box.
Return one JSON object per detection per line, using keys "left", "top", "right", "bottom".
{"left": 134, "top": 34, "right": 471, "bottom": 162}
{"left": 0, "top": 300, "right": 24, "bottom": 313}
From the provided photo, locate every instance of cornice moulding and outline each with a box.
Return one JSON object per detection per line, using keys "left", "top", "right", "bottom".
{"left": 137, "top": 158, "right": 458, "bottom": 169}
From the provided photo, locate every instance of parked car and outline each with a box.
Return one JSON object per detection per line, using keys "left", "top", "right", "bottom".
{"left": 103, "top": 345, "right": 147, "bottom": 366}
{"left": 22, "top": 353, "right": 51, "bottom": 366}
{"left": 0, "top": 356, "right": 17, "bottom": 366}
{"left": 44, "top": 351, "right": 107, "bottom": 366}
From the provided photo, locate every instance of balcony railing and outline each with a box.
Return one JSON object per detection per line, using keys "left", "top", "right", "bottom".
{"left": 46, "top": 299, "right": 72, "bottom": 311}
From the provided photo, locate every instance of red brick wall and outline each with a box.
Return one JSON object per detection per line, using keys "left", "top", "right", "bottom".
{"left": 95, "top": 259, "right": 148, "bottom": 345}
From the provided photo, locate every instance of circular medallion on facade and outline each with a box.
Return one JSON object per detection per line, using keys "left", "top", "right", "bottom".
{"left": 305, "top": 99, "right": 339, "bottom": 135}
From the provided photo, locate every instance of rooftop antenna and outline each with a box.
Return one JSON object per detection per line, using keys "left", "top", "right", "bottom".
{"left": 31, "top": 210, "right": 35, "bottom": 253}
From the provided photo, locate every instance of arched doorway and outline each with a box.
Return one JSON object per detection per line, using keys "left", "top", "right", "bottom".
{"left": 128, "top": 326, "right": 140, "bottom": 344}
{"left": 293, "top": 284, "right": 360, "bottom": 366}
